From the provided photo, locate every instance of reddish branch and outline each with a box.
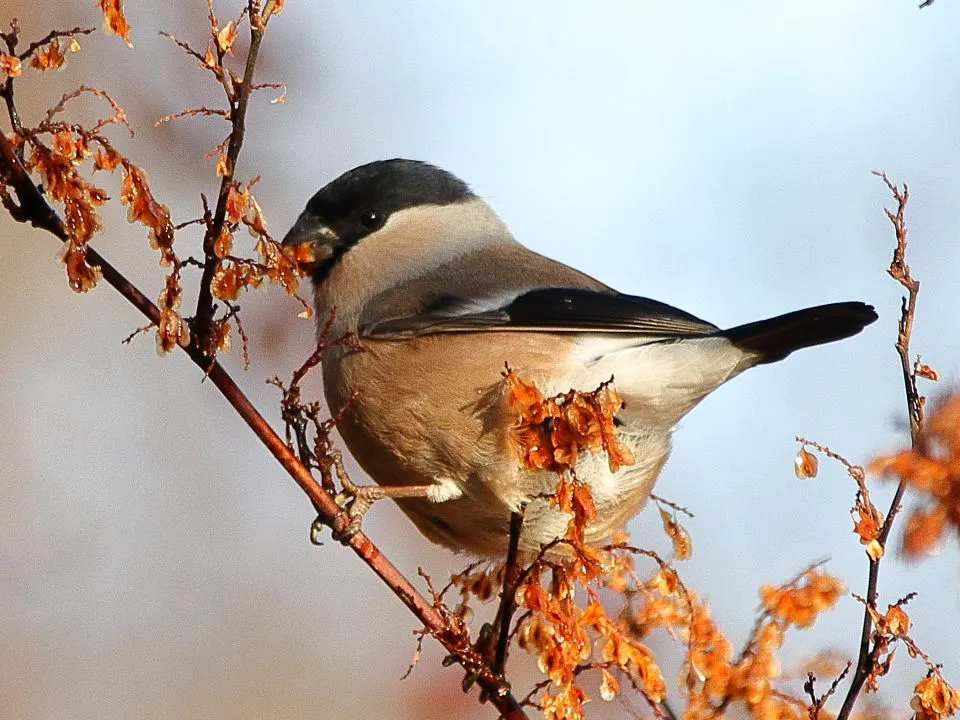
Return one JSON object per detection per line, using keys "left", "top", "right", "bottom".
{"left": 836, "top": 173, "right": 921, "bottom": 720}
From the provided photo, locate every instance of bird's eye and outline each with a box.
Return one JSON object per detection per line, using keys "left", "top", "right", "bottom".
{"left": 359, "top": 210, "right": 384, "bottom": 231}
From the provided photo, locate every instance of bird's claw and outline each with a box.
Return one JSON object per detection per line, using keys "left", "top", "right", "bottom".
{"left": 323, "top": 482, "right": 385, "bottom": 545}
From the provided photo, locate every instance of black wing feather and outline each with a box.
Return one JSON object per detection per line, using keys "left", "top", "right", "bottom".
{"left": 362, "top": 287, "right": 719, "bottom": 338}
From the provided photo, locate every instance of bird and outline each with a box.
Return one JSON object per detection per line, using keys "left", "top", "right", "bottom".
{"left": 281, "top": 158, "right": 877, "bottom": 558}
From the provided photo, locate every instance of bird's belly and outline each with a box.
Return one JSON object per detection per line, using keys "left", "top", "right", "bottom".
{"left": 396, "top": 429, "right": 670, "bottom": 557}
{"left": 322, "top": 335, "right": 672, "bottom": 557}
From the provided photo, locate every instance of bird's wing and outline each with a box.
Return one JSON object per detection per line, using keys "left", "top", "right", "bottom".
{"left": 361, "top": 286, "right": 719, "bottom": 339}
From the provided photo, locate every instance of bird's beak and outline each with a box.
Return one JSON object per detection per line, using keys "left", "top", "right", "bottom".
{"left": 281, "top": 211, "right": 339, "bottom": 275}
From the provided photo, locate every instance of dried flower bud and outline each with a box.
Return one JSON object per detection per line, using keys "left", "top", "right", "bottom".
{"left": 882, "top": 604, "right": 911, "bottom": 636}
{"left": 911, "top": 673, "right": 960, "bottom": 720}
{"left": 794, "top": 446, "right": 818, "bottom": 479}
{"left": 599, "top": 668, "right": 620, "bottom": 701}
{"left": 60, "top": 240, "right": 102, "bottom": 293}
{"left": 0, "top": 54, "right": 22, "bottom": 78}
{"left": 659, "top": 506, "right": 693, "bottom": 560}
{"left": 156, "top": 307, "right": 190, "bottom": 355}
{"left": 213, "top": 227, "right": 234, "bottom": 259}
{"left": 216, "top": 20, "right": 237, "bottom": 54}
{"left": 865, "top": 539, "right": 885, "bottom": 561}
{"left": 30, "top": 39, "right": 66, "bottom": 70}
{"left": 215, "top": 151, "right": 230, "bottom": 177}
{"left": 97, "top": 0, "right": 134, "bottom": 47}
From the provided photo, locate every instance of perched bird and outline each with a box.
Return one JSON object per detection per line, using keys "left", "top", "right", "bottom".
{"left": 282, "top": 159, "right": 876, "bottom": 558}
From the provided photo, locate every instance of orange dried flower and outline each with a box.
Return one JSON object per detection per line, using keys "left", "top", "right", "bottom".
{"left": 93, "top": 146, "right": 122, "bottom": 172}
{"left": 254, "top": 237, "right": 300, "bottom": 295}
{"left": 213, "top": 226, "right": 234, "bottom": 259}
{"left": 880, "top": 604, "right": 911, "bottom": 637}
{"left": 119, "top": 163, "right": 175, "bottom": 264}
{"left": 759, "top": 570, "right": 844, "bottom": 629}
{"left": 30, "top": 38, "right": 66, "bottom": 70}
{"left": 59, "top": 239, "right": 102, "bottom": 293}
{"left": 901, "top": 506, "right": 948, "bottom": 557}
{"left": 97, "top": 0, "right": 134, "bottom": 47}
{"left": 795, "top": 446, "right": 819, "bottom": 479}
{"left": 215, "top": 150, "right": 230, "bottom": 177}
{"left": 0, "top": 54, "right": 22, "bottom": 78}
{"left": 211, "top": 262, "right": 257, "bottom": 301}
{"left": 852, "top": 504, "right": 882, "bottom": 544}
{"left": 659, "top": 505, "right": 693, "bottom": 560}
{"left": 244, "top": 193, "right": 269, "bottom": 237}
{"left": 911, "top": 673, "right": 960, "bottom": 720}
{"left": 156, "top": 306, "right": 190, "bottom": 355}
{"left": 599, "top": 668, "right": 620, "bottom": 701}
{"left": 554, "top": 474, "right": 597, "bottom": 529}
{"left": 504, "top": 370, "right": 634, "bottom": 476}
{"left": 540, "top": 683, "right": 588, "bottom": 720}
{"left": 872, "top": 393, "right": 960, "bottom": 558}
{"left": 202, "top": 44, "right": 217, "bottom": 70}
{"left": 52, "top": 130, "right": 92, "bottom": 163}
{"left": 225, "top": 184, "right": 247, "bottom": 224}
{"left": 211, "top": 318, "right": 232, "bottom": 353}
{"left": 216, "top": 20, "right": 238, "bottom": 55}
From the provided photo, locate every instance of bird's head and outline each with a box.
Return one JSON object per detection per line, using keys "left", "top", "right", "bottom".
{"left": 282, "top": 158, "right": 476, "bottom": 282}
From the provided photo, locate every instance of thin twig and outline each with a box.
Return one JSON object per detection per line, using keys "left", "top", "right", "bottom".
{"left": 16, "top": 26, "right": 95, "bottom": 61}
{"left": 493, "top": 510, "right": 525, "bottom": 675}
{"left": 837, "top": 172, "right": 922, "bottom": 720}
{"left": 193, "top": 1, "right": 269, "bottom": 352}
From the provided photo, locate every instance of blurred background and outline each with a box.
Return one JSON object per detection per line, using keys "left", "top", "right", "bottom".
{"left": 1, "top": 1, "right": 958, "bottom": 718}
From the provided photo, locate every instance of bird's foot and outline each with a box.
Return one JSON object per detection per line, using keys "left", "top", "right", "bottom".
{"left": 310, "top": 450, "right": 448, "bottom": 545}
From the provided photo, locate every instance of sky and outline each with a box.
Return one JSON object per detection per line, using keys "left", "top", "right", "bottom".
{"left": 1, "top": 1, "right": 958, "bottom": 718}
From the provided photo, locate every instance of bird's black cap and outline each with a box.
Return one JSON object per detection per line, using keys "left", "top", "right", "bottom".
{"left": 306, "top": 159, "right": 474, "bottom": 224}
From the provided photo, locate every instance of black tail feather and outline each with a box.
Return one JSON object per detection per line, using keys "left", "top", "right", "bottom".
{"left": 723, "top": 301, "right": 878, "bottom": 364}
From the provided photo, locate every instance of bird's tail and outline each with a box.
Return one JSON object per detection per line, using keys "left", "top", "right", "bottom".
{"left": 722, "top": 301, "right": 878, "bottom": 364}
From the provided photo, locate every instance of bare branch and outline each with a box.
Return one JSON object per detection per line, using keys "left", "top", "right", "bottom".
{"left": 837, "top": 172, "right": 923, "bottom": 720}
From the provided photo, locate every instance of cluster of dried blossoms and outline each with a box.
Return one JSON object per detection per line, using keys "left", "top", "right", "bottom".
{"left": 871, "top": 393, "right": 960, "bottom": 557}
{"left": 504, "top": 369, "right": 635, "bottom": 478}
{"left": 3, "top": 5, "right": 300, "bottom": 359}
{"left": 209, "top": 182, "right": 302, "bottom": 303}
{"left": 464, "top": 372, "right": 850, "bottom": 720}
{"left": 496, "top": 371, "right": 663, "bottom": 717}
{"left": 638, "top": 564, "right": 845, "bottom": 720}
{"left": 453, "top": 544, "right": 850, "bottom": 720}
